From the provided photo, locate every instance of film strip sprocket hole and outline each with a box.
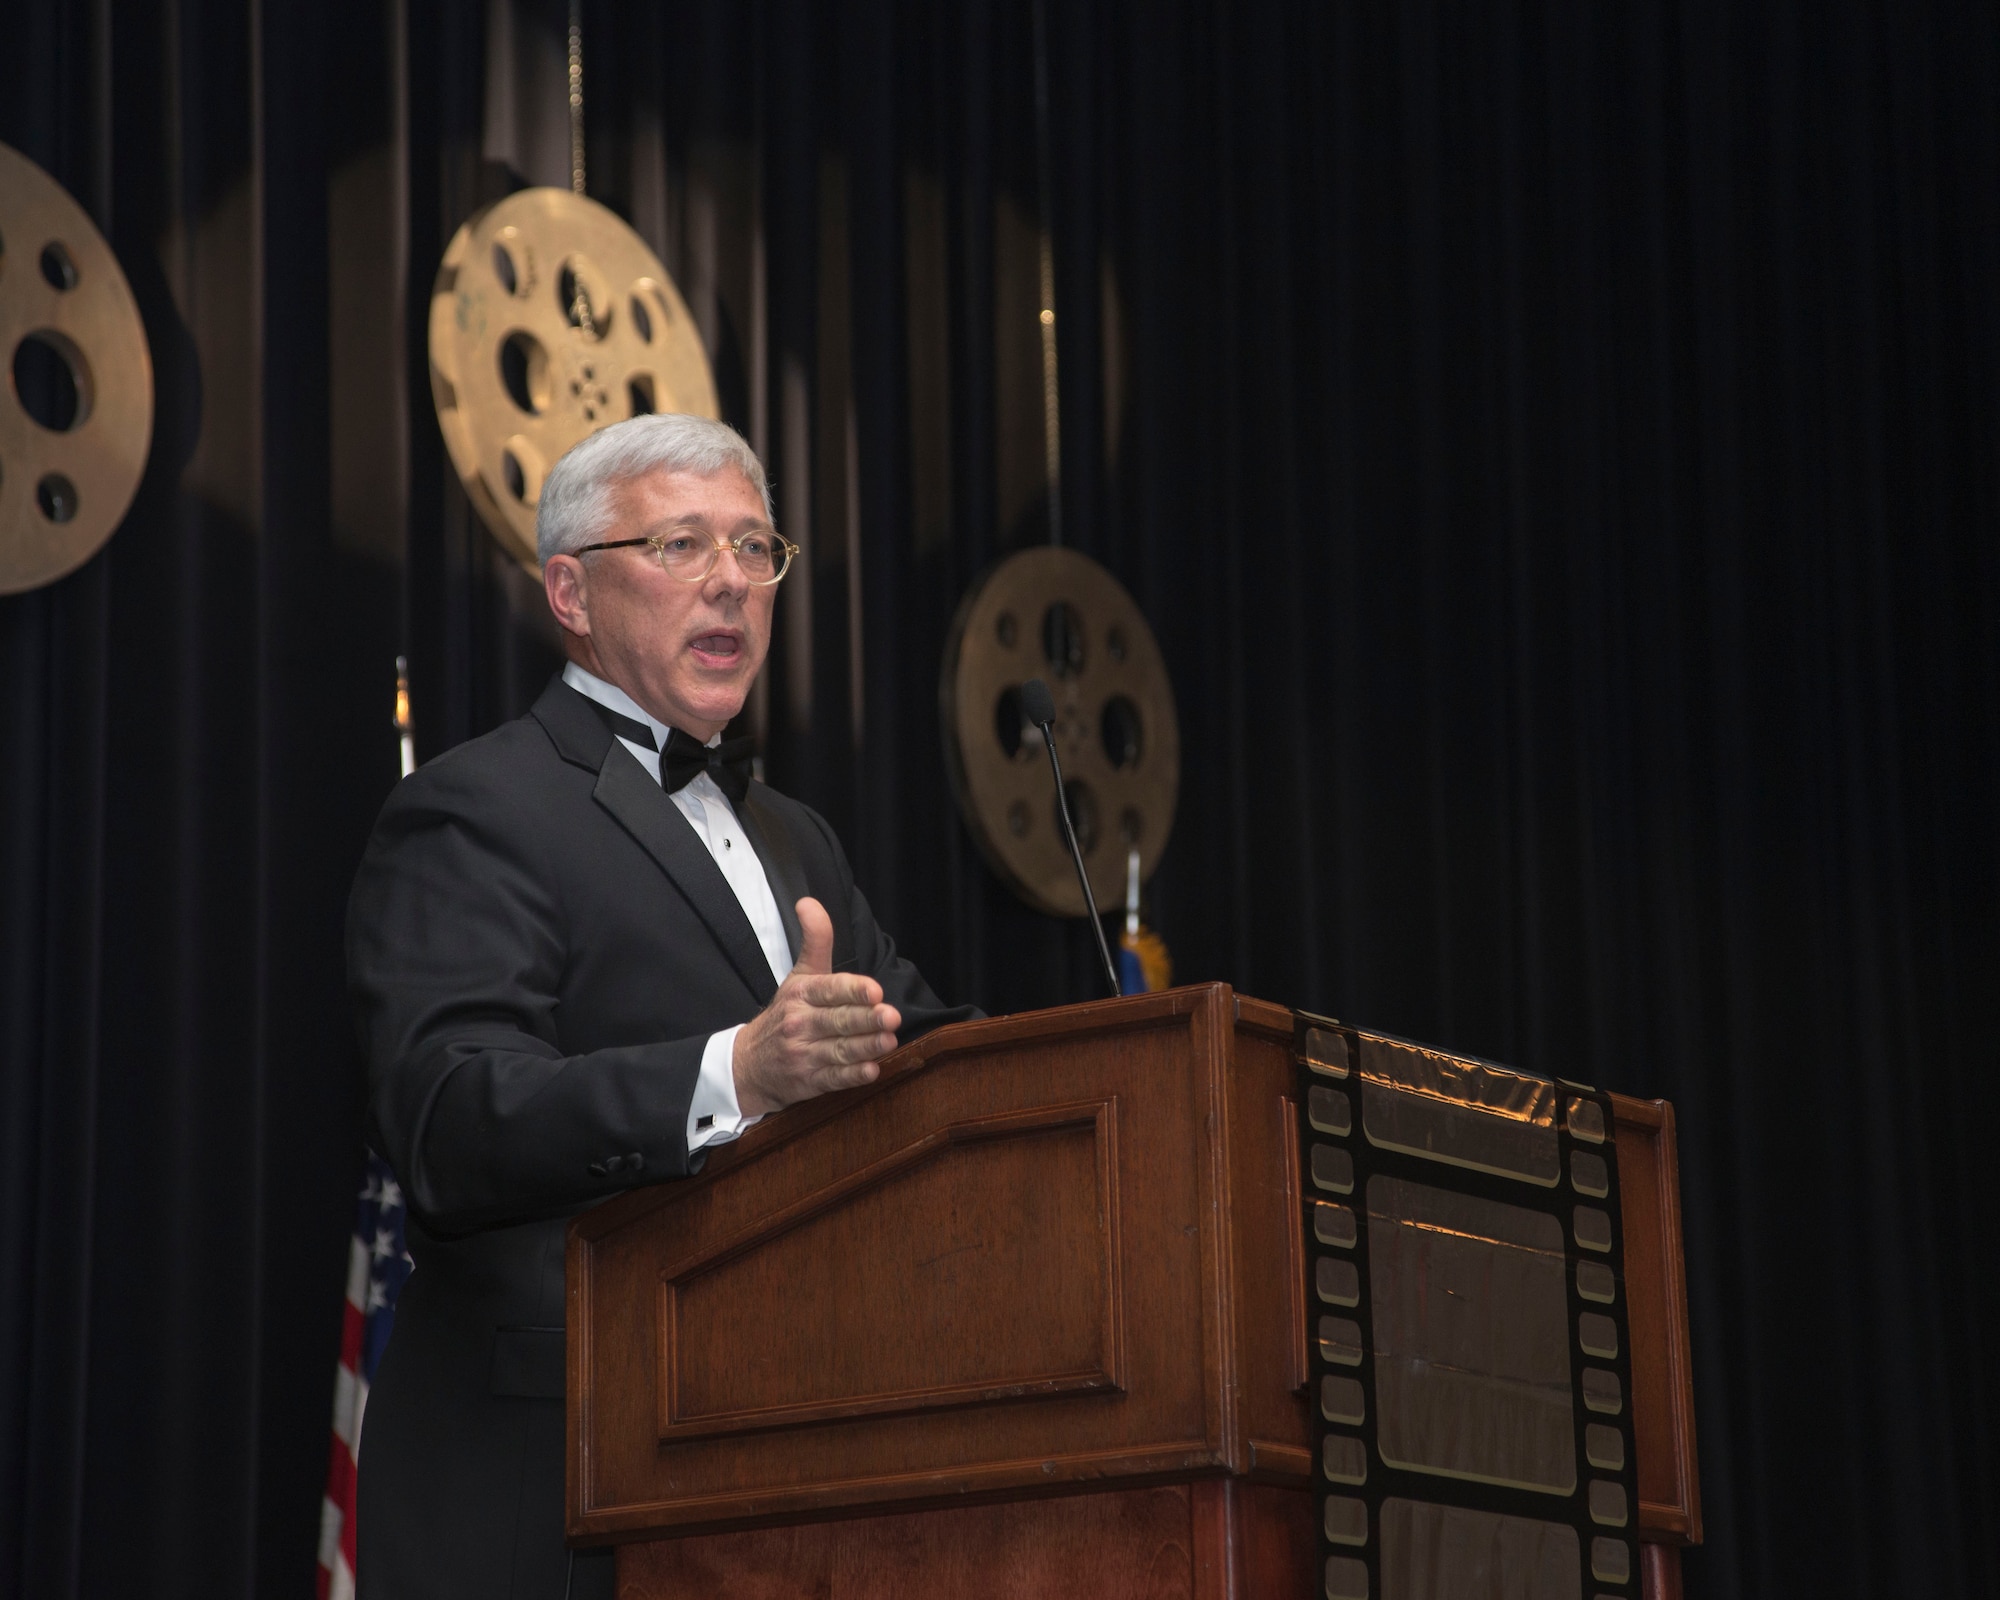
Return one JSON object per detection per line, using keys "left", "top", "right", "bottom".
{"left": 1294, "top": 1014, "right": 1642, "bottom": 1600}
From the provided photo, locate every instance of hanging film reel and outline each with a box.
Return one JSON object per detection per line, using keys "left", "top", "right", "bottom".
{"left": 942, "top": 547, "right": 1181, "bottom": 918}
{"left": 1, "top": 142, "right": 154, "bottom": 595}
{"left": 428, "top": 187, "right": 718, "bottom": 570}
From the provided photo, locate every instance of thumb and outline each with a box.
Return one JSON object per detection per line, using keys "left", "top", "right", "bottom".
{"left": 791, "top": 896, "right": 834, "bottom": 976}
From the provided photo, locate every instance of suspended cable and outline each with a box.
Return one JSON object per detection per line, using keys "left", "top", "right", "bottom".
{"left": 567, "top": 0, "right": 586, "bottom": 195}
{"left": 1031, "top": 0, "right": 1062, "bottom": 546}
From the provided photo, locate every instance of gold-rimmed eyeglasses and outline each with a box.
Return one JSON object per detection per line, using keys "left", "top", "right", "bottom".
{"left": 573, "top": 526, "right": 799, "bottom": 585}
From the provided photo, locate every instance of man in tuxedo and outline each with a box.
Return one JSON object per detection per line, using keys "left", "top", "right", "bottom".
{"left": 346, "top": 413, "right": 975, "bottom": 1599}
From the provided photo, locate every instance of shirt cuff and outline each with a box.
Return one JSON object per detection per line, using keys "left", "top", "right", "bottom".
{"left": 689, "top": 1025, "right": 763, "bottom": 1153}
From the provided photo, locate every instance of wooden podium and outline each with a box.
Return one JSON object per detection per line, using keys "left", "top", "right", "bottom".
{"left": 567, "top": 985, "right": 1700, "bottom": 1598}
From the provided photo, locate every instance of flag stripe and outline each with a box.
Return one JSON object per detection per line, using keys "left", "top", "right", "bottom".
{"left": 317, "top": 1153, "right": 412, "bottom": 1596}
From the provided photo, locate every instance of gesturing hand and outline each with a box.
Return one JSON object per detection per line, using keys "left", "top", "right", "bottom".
{"left": 731, "top": 896, "right": 902, "bottom": 1117}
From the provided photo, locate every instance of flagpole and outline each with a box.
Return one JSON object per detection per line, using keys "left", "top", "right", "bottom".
{"left": 318, "top": 659, "right": 422, "bottom": 1598}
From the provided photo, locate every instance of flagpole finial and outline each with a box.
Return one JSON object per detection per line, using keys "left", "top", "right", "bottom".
{"left": 394, "top": 657, "right": 416, "bottom": 778}
{"left": 1118, "top": 848, "right": 1173, "bottom": 993}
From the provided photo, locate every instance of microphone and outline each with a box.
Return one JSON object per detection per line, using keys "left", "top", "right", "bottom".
{"left": 1021, "top": 677, "right": 1122, "bottom": 998}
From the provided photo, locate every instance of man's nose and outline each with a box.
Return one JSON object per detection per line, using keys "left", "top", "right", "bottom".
{"left": 704, "top": 545, "right": 752, "bottom": 596}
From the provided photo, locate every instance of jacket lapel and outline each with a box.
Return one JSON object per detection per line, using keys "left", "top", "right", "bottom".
{"left": 535, "top": 676, "right": 780, "bottom": 1005}
{"left": 593, "top": 750, "right": 781, "bottom": 1005}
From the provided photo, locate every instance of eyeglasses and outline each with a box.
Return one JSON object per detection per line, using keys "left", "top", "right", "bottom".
{"left": 573, "top": 526, "right": 799, "bottom": 585}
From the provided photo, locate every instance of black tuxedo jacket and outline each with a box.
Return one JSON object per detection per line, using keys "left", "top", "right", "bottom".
{"left": 345, "top": 676, "right": 975, "bottom": 1600}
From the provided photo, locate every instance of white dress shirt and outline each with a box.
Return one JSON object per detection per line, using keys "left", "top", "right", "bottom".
{"left": 562, "top": 662, "right": 783, "bottom": 1152}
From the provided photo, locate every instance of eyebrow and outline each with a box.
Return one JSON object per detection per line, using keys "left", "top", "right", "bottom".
{"left": 638, "top": 513, "right": 775, "bottom": 535}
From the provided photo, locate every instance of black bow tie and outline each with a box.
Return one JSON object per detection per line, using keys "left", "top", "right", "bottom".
{"left": 660, "top": 727, "right": 756, "bottom": 802}
{"left": 586, "top": 697, "right": 756, "bottom": 802}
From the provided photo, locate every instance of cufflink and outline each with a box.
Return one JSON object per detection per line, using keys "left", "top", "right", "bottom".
{"left": 696, "top": 1114, "right": 714, "bottom": 1130}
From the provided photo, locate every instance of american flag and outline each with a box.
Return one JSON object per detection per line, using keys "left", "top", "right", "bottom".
{"left": 316, "top": 1152, "right": 414, "bottom": 1600}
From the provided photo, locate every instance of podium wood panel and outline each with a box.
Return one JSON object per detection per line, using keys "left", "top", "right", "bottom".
{"left": 1608, "top": 1093, "right": 1703, "bottom": 1544}
{"left": 615, "top": 1481, "right": 1317, "bottom": 1600}
{"left": 657, "top": 1098, "right": 1125, "bottom": 1442}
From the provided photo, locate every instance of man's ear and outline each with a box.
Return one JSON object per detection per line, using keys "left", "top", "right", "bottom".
{"left": 543, "top": 555, "right": 591, "bottom": 638}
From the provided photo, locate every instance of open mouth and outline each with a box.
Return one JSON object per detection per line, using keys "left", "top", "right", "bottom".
{"left": 689, "top": 632, "right": 743, "bottom": 663}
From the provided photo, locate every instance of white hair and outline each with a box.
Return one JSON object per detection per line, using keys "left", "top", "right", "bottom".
{"left": 535, "top": 413, "right": 774, "bottom": 566}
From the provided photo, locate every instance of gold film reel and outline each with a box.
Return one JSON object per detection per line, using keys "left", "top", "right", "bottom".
{"left": 428, "top": 187, "right": 718, "bottom": 570}
{"left": 942, "top": 547, "right": 1181, "bottom": 918}
{"left": 1, "top": 142, "right": 154, "bottom": 595}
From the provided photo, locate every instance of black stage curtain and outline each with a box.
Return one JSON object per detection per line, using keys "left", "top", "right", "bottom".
{"left": 3, "top": 2, "right": 1995, "bottom": 1596}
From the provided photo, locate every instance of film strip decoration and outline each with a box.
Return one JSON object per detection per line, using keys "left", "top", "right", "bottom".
{"left": 1295, "top": 1014, "right": 1641, "bottom": 1600}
